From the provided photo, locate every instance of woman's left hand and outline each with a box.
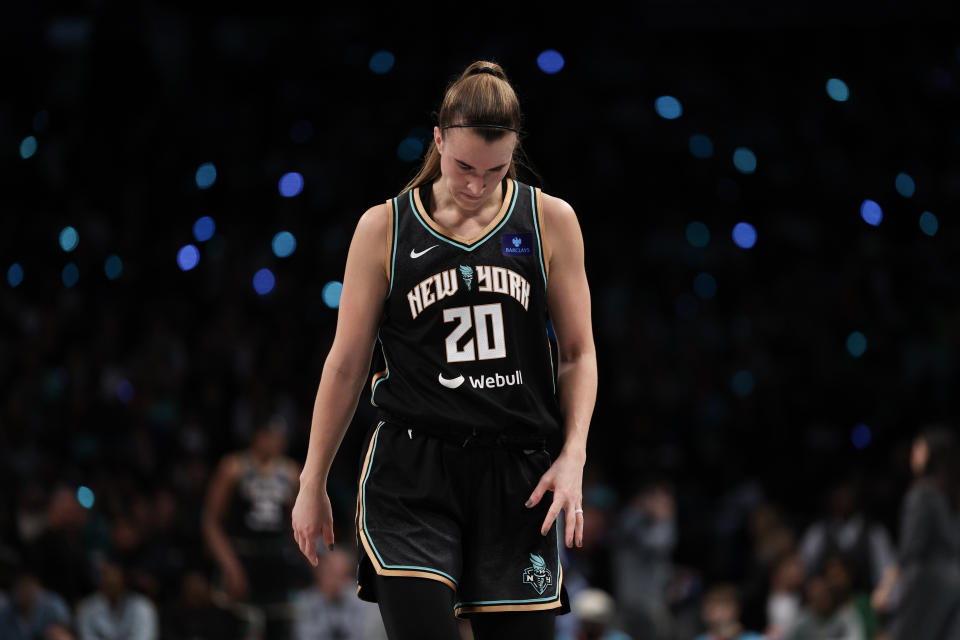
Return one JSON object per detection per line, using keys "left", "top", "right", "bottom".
{"left": 525, "top": 450, "right": 585, "bottom": 548}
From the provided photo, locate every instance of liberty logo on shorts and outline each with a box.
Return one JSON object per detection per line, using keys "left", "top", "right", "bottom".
{"left": 501, "top": 233, "right": 533, "bottom": 257}
{"left": 521, "top": 553, "right": 553, "bottom": 595}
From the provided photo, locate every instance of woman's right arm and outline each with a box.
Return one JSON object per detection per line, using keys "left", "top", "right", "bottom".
{"left": 292, "top": 201, "right": 389, "bottom": 566}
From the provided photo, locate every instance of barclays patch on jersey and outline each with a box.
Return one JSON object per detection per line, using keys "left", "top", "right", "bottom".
{"left": 501, "top": 232, "right": 533, "bottom": 257}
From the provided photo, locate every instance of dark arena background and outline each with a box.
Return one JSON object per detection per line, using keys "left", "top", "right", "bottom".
{"left": 3, "top": 3, "right": 960, "bottom": 640}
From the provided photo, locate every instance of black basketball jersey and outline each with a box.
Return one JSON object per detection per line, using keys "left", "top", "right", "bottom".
{"left": 226, "top": 454, "right": 294, "bottom": 543}
{"left": 368, "top": 176, "right": 562, "bottom": 438}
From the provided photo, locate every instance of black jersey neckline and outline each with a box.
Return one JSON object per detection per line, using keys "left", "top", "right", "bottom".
{"left": 412, "top": 176, "right": 514, "bottom": 248}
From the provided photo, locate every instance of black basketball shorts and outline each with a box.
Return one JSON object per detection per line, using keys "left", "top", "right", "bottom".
{"left": 353, "top": 419, "right": 570, "bottom": 619}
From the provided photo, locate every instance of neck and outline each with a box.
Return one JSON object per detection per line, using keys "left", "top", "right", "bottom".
{"left": 711, "top": 622, "right": 743, "bottom": 639}
{"left": 431, "top": 176, "right": 503, "bottom": 220}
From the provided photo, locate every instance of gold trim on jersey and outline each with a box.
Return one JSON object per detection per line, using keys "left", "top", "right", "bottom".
{"left": 453, "top": 560, "right": 564, "bottom": 617}
{"left": 534, "top": 187, "right": 550, "bottom": 281}
{"left": 355, "top": 421, "right": 458, "bottom": 592}
{"left": 412, "top": 178, "right": 516, "bottom": 246}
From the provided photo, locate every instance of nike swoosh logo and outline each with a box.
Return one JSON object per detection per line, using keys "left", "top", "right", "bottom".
{"left": 410, "top": 245, "right": 439, "bottom": 259}
{"left": 438, "top": 373, "right": 465, "bottom": 389}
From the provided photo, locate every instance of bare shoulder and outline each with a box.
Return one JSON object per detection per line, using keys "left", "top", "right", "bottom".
{"left": 355, "top": 201, "right": 390, "bottom": 236}
{"left": 539, "top": 191, "right": 583, "bottom": 255}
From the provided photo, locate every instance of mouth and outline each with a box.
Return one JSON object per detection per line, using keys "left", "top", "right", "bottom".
{"left": 462, "top": 192, "right": 481, "bottom": 201}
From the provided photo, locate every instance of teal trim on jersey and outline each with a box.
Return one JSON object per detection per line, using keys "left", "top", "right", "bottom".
{"left": 530, "top": 185, "right": 548, "bottom": 288}
{"left": 386, "top": 197, "right": 399, "bottom": 299}
{"left": 546, "top": 329, "right": 557, "bottom": 395}
{"left": 362, "top": 422, "right": 459, "bottom": 585}
{"left": 370, "top": 330, "right": 390, "bottom": 407}
{"left": 408, "top": 178, "right": 519, "bottom": 252}
{"left": 452, "top": 519, "right": 560, "bottom": 608}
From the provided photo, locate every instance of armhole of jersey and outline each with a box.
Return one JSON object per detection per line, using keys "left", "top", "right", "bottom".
{"left": 385, "top": 198, "right": 397, "bottom": 299}
{"left": 534, "top": 186, "right": 550, "bottom": 285}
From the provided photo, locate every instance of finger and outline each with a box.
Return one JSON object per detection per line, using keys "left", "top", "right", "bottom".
{"left": 525, "top": 480, "right": 549, "bottom": 509}
{"left": 541, "top": 498, "right": 563, "bottom": 536}
{"left": 576, "top": 508, "right": 584, "bottom": 547}
{"left": 306, "top": 530, "right": 319, "bottom": 566}
{"left": 564, "top": 504, "right": 576, "bottom": 547}
{"left": 321, "top": 524, "right": 335, "bottom": 553}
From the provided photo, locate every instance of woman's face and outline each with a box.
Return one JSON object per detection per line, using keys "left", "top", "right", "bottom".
{"left": 434, "top": 126, "right": 516, "bottom": 210}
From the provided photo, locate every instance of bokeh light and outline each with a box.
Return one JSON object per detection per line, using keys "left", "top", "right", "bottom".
{"left": 8, "top": 263, "right": 24, "bottom": 287}
{"left": 59, "top": 226, "right": 79, "bottom": 252}
{"left": 689, "top": 134, "right": 713, "bottom": 159}
{"left": 253, "top": 268, "right": 275, "bottom": 295}
{"left": 895, "top": 172, "right": 915, "bottom": 198}
{"left": 20, "top": 136, "right": 38, "bottom": 159}
{"left": 104, "top": 254, "right": 123, "bottom": 280}
{"left": 732, "top": 147, "right": 757, "bottom": 174}
{"left": 369, "top": 50, "right": 395, "bottom": 74}
{"left": 731, "top": 370, "right": 755, "bottom": 398}
{"left": 919, "top": 211, "right": 938, "bottom": 236}
{"left": 322, "top": 281, "right": 343, "bottom": 308}
{"left": 195, "top": 162, "right": 217, "bottom": 190}
{"left": 846, "top": 331, "right": 867, "bottom": 357}
{"left": 732, "top": 222, "right": 757, "bottom": 249}
{"left": 686, "top": 221, "right": 710, "bottom": 248}
{"left": 825, "top": 78, "right": 850, "bottom": 102}
{"left": 537, "top": 50, "right": 564, "bottom": 74}
{"left": 851, "top": 423, "right": 872, "bottom": 450}
{"left": 62, "top": 262, "right": 79, "bottom": 287}
{"left": 860, "top": 199, "right": 883, "bottom": 226}
{"left": 116, "top": 379, "right": 134, "bottom": 404}
{"left": 279, "top": 172, "right": 304, "bottom": 198}
{"left": 193, "top": 216, "right": 216, "bottom": 242}
{"left": 397, "top": 136, "right": 424, "bottom": 162}
{"left": 694, "top": 273, "right": 717, "bottom": 300}
{"left": 177, "top": 245, "right": 200, "bottom": 271}
{"left": 77, "top": 486, "right": 95, "bottom": 509}
{"left": 272, "top": 231, "right": 297, "bottom": 258}
{"left": 654, "top": 96, "right": 682, "bottom": 120}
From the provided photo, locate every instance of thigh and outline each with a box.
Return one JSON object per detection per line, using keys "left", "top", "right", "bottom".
{"left": 455, "top": 446, "right": 569, "bottom": 619}
{"left": 375, "top": 574, "right": 460, "bottom": 640}
{"left": 355, "top": 421, "right": 464, "bottom": 603}
{"left": 470, "top": 609, "right": 556, "bottom": 639}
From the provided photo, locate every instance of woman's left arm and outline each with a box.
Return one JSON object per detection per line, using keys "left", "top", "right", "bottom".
{"left": 524, "top": 192, "right": 597, "bottom": 548}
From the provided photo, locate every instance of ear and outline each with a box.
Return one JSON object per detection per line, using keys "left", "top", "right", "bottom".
{"left": 434, "top": 126, "right": 443, "bottom": 154}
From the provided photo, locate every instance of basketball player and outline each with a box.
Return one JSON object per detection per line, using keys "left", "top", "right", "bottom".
{"left": 203, "top": 416, "right": 308, "bottom": 639}
{"left": 292, "top": 60, "right": 597, "bottom": 640}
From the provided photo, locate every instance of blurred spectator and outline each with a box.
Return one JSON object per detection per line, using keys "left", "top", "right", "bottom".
{"left": 872, "top": 426, "right": 960, "bottom": 640}
{"left": 822, "top": 554, "right": 876, "bottom": 640}
{"left": 292, "top": 549, "right": 385, "bottom": 640}
{"left": 741, "top": 504, "right": 796, "bottom": 632}
{"left": 159, "top": 568, "right": 241, "bottom": 640}
{"left": 694, "top": 583, "right": 765, "bottom": 640}
{"left": 765, "top": 552, "right": 805, "bottom": 640}
{"left": 0, "top": 569, "right": 72, "bottom": 640}
{"left": 75, "top": 559, "right": 158, "bottom": 640}
{"left": 22, "top": 486, "right": 95, "bottom": 604}
{"left": 798, "top": 480, "right": 896, "bottom": 593}
{"left": 568, "top": 588, "right": 631, "bottom": 640}
{"left": 784, "top": 576, "right": 864, "bottom": 640}
{"left": 609, "top": 479, "right": 676, "bottom": 640}
{"left": 202, "top": 415, "right": 308, "bottom": 640}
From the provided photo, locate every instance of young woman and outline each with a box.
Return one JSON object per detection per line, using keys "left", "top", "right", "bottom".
{"left": 292, "top": 59, "right": 597, "bottom": 640}
{"left": 871, "top": 425, "right": 960, "bottom": 640}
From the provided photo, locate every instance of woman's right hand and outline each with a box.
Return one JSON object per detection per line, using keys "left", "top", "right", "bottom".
{"left": 292, "top": 476, "right": 334, "bottom": 567}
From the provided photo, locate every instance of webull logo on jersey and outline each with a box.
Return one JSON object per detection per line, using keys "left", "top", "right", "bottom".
{"left": 407, "top": 266, "right": 531, "bottom": 319}
{"left": 437, "top": 369, "right": 524, "bottom": 389}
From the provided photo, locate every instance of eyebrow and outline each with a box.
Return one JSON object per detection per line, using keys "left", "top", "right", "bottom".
{"left": 454, "top": 158, "right": 508, "bottom": 171}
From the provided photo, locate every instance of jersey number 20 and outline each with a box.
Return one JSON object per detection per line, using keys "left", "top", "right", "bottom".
{"left": 443, "top": 304, "right": 506, "bottom": 362}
